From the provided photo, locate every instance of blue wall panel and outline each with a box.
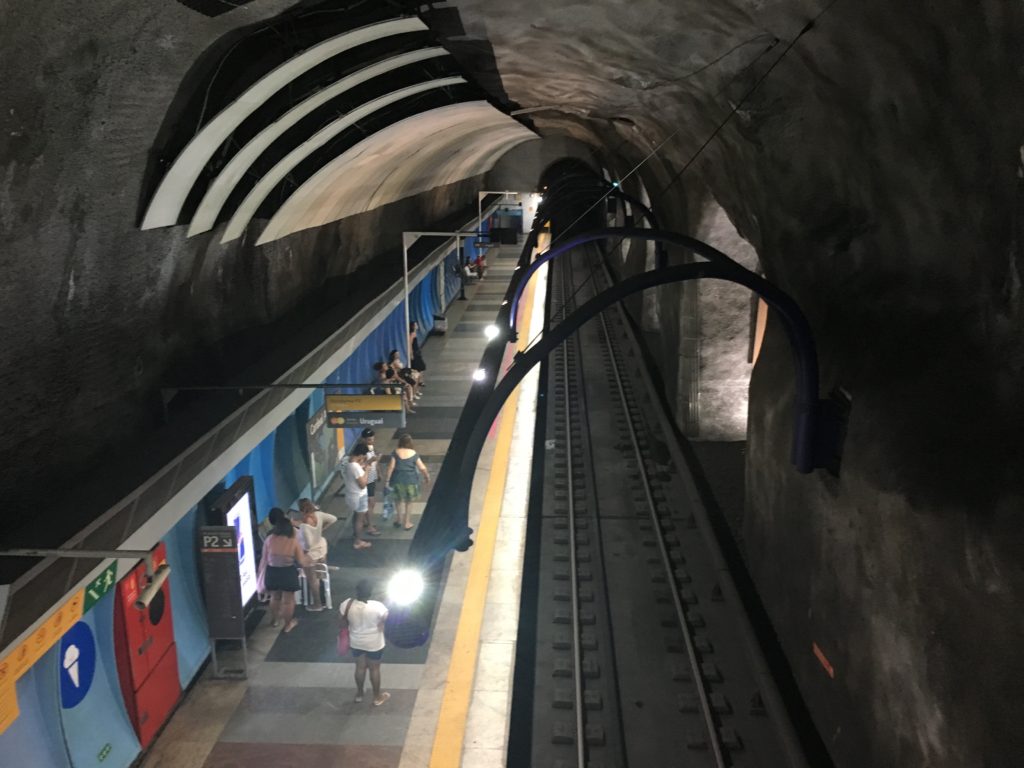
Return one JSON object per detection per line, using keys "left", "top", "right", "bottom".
{"left": 0, "top": 246, "right": 465, "bottom": 767}
{"left": 410, "top": 271, "right": 438, "bottom": 341}
{"left": 444, "top": 248, "right": 462, "bottom": 308}
{"left": 224, "top": 433, "right": 276, "bottom": 521}
{"left": 60, "top": 593, "right": 141, "bottom": 768}
{"left": 1, "top": 645, "right": 72, "bottom": 768}
{"left": 163, "top": 507, "right": 210, "bottom": 687}
{"left": 215, "top": 260, "right": 442, "bottom": 519}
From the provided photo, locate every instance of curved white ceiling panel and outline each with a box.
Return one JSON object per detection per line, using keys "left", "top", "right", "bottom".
{"left": 221, "top": 75, "right": 467, "bottom": 244}
{"left": 257, "top": 102, "right": 537, "bottom": 245}
{"left": 291, "top": 106, "right": 474, "bottom": 220}
{"left": 365, "top": 125, "right": 533, "bottom": 210}
{"left": 187, "top": 47, "right": 450, "bottom": 237}
{"left": 301, "top": 113, "right": 496, "bottom": 222}
{"left": 141, "top": 16, "right": 428, "bottom": 230}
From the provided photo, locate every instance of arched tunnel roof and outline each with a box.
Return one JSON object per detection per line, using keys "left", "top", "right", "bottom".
{"left": 142, "top": 17, "right": 430, "bottom": 230}
{"left": 186, "top": 46, "right": 451, "bottom": 237}
{"left": 141, "top": 13, "right": 538, "bottom": 245}
{"left": 2, "top": 3, "right": 1024, "bottom": 766}
{"left": 258, "top": 101, "right": 536, "bottom": 244}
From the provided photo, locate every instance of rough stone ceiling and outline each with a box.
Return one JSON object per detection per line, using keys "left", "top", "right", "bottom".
{"left": 449, "top": 0, "right": 806, "bottom": 163}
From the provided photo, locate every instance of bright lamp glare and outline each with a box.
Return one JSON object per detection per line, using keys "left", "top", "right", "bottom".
{"left": 388, "top": 569, "right": 425, "bottom": 607}
{"left": 483, "top": 324, "right": 500, "bottom": 340}
{"left": 472, "top": 368, "right": 487, "bottom": 382}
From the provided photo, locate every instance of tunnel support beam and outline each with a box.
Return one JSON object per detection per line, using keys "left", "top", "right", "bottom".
{"left": 408, "top": 257, "right": 829, "bottom": 575}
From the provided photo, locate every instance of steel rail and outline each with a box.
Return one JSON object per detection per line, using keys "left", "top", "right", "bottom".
{"left": 593, "top": 257, "right": 728, "bottom": 767}
{"left": 556, "top": 256, "right": 589, "bottom": 768}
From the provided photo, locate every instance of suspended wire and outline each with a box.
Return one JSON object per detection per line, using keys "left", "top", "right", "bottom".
{"left": 538, "top": 0, "right": 845, "bottom": 247}
{"left": 656, "top": 0, "right": 847, "bottom": 197}
{"left": 662, "top": 33, "right": 779, "bottom": 86}
{"left": 543, "top": 129, "right": 684, "bottom": 252}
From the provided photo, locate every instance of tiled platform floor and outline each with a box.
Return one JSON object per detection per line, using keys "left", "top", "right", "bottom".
{"left": 142, "top": 243, "right": 523, "bottom": 768}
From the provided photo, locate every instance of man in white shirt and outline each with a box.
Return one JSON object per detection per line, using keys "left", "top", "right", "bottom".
{"left": 293, "top": 498, "right": 337, "bottom": 611}
{"left": 345, "top": 444, "right": 371, "bottom": 550}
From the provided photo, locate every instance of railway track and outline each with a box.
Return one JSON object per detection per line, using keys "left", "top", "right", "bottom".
{"left": 513, "top": 243, "right": 806, "bottom": 767}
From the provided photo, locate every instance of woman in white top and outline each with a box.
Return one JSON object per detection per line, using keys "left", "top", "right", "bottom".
{"left": 294, "top": 498, "right": 337, "bottom": 612}
{"left": 353, "top": 429, "right": 382, "bottom": 536}
{"left": 345, "top": 444, "right": 372, "bottom": 550}
{"left": 340, "top": 579, "right": 390, "bottom": 706}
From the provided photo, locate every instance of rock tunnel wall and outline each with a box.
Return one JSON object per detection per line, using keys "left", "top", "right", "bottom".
{"left": 453, "top": 0, "right": 1024, "bottom": 764}
{"left": 2, "top": 0, "right": 1024, "bottom": 764}
{"left": 0, "top": 1, "right": 483, "bottom": 517}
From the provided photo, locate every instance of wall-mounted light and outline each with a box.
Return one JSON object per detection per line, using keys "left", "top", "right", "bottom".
{"left": 387, "top": 568, "right": 425, "bottom": 607}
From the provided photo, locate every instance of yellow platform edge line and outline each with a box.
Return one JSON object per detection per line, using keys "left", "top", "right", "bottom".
{"left": 428, "top": 268, "right": 540, "bottom": 768}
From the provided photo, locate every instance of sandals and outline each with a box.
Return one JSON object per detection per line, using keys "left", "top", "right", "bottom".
{"left": 366, "top": 527, "right": 382, "bottom": 536}
{"left": 403, "top": 523, "right": 415, "bottom": 531}
{"left": 283, "top": 619, "right": 298, "bottom": 633}
{"left": 393, "top": 520, "right": 402, "bottom": 528}
{"left": 353, "top": 540, "right": 373, "bottom": 550}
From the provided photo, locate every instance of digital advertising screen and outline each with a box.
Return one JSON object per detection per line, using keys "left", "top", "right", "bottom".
{"left": 225, "top": 492, "right": 258, "bottom": 607}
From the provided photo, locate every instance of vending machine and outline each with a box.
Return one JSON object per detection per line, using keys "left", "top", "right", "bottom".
{"left": 113, "top": 542, "right": 181, "bottom": 747}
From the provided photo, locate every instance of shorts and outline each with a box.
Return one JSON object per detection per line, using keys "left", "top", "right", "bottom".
{"left": 348, "top": 495, "right": 368, "bottom": 514}
{"left": 367, "top": 481, "right": 377, "bottom": 498}
{"left": 265, "top": 565, "right": 299, "bottom": 593}
{"left": 352, "top": 648, "right": 383, "bottom": 661}
{"left": 391, "top": 482, "right": 420, "bottom": 502}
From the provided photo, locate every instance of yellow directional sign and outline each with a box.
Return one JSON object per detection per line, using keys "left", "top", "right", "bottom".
{"left": 326, "top": 394, "right": 403, "bottom": 412}
{"left": 326, "top": 394, "right": 405, "bottom": 428}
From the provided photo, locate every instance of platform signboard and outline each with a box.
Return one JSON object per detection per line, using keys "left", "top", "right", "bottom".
{"left": 326, "top": 394, "right": 405, "bottom": 428}
{"left": 198, "top": 526, "right": 244, "bottom": 639}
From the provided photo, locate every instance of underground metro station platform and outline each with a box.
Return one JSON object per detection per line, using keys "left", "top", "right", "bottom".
{"left": 2, "top": 3, "right": 1023, "bottom": 768}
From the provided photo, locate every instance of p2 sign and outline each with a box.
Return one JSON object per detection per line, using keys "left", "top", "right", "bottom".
{"left": 59, "top": 622, "right": 96, "bottom": 709}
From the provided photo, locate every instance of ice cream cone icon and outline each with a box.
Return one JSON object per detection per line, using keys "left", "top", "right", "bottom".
{"left": 63, "top": 644, "right": 80, "bottom": 688}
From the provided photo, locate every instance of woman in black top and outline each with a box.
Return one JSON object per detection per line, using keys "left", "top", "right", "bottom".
{"left": 258, "top": 509, "right": 312, "bottom": 632}
{"left": 408, "top": 321, "right": 427, "bottom": 374}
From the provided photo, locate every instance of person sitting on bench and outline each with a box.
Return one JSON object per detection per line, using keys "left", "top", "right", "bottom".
{"left": 373, "top": 361, "right": 416, "bottom": 413}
